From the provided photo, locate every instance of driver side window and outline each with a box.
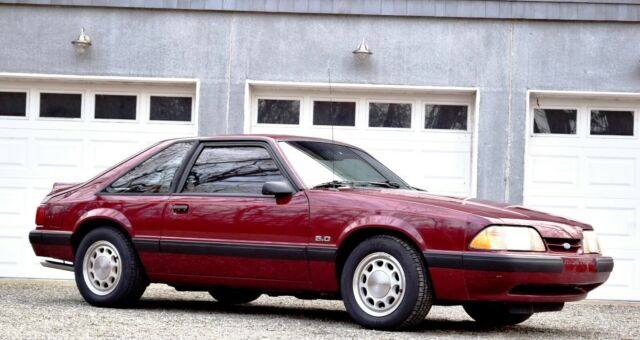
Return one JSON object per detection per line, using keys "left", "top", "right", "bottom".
{"left": 182, "top": 145, "right": 285, "bottom": 195}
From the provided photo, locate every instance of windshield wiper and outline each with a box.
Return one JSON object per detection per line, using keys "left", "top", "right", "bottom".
{"left": 312, "top": 180, "right": 354, "bottom": 189}
{"left": 356, "top": 181, "right": 401, "bottom": 188}
{"left": 312, "top": 180, "right": 401, "bottom": 189}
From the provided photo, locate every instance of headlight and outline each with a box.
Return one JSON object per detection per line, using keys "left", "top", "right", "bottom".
{"left": 582, "top": 230, "right": 601, "bottom": 254}
{"left": 470, "top": 226, "right": 546, "bottom": 252}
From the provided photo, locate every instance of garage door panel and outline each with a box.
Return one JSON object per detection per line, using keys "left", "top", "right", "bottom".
{"left": 90, "top": 139, "right": 143, "bottom": 169}
{"left": 418, "top": 150, "right": 470, "bottom": 195}
{"left": 35, "top": 138, "right": 84, "bottom": 169}
{"left": 0, "top": 236, "right": 23, "bottom": 267}
{"left": 0, "top": 137, "right": 28, "bottom": 168}
{"left": 585, "top": 202, "right": 640, "bottom": 239}
{"left": 529, "top": 155, "right": 579, "bottom": 187}
{"left": 586, "top": 156, "right": 636, "bottom": 191}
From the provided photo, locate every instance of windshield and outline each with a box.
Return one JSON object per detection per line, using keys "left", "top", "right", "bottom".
{"left": 279, "top": 141, "right": 410, "bottom": 189}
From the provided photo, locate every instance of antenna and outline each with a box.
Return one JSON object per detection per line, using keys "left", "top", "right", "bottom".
{"left": 328, "top": 67, "right": 335, "bottom": 182}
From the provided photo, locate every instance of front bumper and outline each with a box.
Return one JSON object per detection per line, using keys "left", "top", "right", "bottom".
{"left": 425, "top": 251, "right": 614, "bottom": 303}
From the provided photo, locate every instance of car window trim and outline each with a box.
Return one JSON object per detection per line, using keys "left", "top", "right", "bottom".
{"left": 97, "top": 140, "right": 198, "bottom": 196}
{"left": 173, "top": 140, "right": 300, "bottom": 197}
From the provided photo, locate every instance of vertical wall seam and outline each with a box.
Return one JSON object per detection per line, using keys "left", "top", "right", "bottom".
{"left": 504, "top": 19, "right": 514, "bottom": 203}
{"left": 225, "top": 14, "right": 235, "bottom": 134}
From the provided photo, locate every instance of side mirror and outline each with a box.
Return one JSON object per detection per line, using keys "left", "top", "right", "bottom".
{"left": 262, "top": 181, "right": 294, "bottom": 197}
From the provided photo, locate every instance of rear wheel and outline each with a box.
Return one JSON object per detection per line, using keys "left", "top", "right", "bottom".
{"left": 209, "top": 288, "right": 262, "bottom": 305}
{"left": 74, "top": 227, "right": 147, "bottom": 307}
{"left": 463, "top": 302, "right": 533, "bottom": 326}
{"left": 340, "top": 235, "right": 433, "bottom": 330}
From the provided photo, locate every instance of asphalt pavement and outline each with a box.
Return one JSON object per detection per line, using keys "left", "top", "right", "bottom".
{"left": 0, "top": 279, "right": 637, "bottom": 339}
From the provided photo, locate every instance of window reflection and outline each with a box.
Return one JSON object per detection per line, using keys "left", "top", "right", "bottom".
{"left": 424, "top": 105, "right": 468, "bottom": 130}
{"left": 150, "top": 96, "right": 192, "bottom": 122}
{"left": 313, "top": 101, "right": 356, "bottom": 126}
{"left": 368, "top": 102, "right": 412, "bottom": 128}
{"left": 257, "top": 99, "right": 300, "bottom": 124}
{"left": 183, "top": 146, "right": 285, "bottom": 195}
{"left": 0, "top": 92, "right": 27, "bottom": 117}
{"left": 591, "top": 110, "right": 634, "bottom": 136}
{"left": 105, "top": 142, "right": 194, "bottom": 193}
{"left": 40, "top": 93, "right": 82, "bottom": 118}
{"left": 533, "top": 109, "right": 577, "bottom": 134}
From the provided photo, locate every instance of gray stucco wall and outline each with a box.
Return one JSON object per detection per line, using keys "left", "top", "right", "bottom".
{"left": 2, "top": 5, "right": 640, "bottom": 203}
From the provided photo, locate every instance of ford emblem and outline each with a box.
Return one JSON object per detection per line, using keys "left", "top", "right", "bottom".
{"left": 563, "top": 242, "right": 571, "bottom": 250}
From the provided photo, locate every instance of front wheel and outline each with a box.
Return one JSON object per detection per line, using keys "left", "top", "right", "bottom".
{"left": 74, "top": 227, "right": 147, "bottom": 307}
{"left": 340, "top": 235, "right": 433, "bottom": 330}
{"left": 463, "top": 302, "right": 533, "bottom": 326}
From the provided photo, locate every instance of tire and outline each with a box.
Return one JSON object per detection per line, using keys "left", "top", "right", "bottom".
{"left": 74, "top": 226, "right": 148, "bottom": 307}
{"left": 340, "top": 235, "right": 433, "bottom": 330}
{"left": 463, "top": 302, "right": 533, "bottom": 326}
{"left": 209, "top": 288, "right": 262, "bottom": 305}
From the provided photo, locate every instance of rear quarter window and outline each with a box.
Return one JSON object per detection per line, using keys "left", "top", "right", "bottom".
{"left": 104, "top": 141, "right": 194, "bottom": 194}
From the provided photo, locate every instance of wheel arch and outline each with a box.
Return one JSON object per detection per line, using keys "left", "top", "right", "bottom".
{"left": 334, "top": 225, "right": 426, "bottom": 289}
{"left": 71, "top": 211, "right": 133, "bottom": 256}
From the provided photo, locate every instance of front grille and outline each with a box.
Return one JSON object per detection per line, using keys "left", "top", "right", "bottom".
{"left": 544, "top": 238, "right": 581, "bottom": 253}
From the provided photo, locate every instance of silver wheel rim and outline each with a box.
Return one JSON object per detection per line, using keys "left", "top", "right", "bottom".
{"left": 82, "top": 240, "right": 121, "bottom": 296}
{"left": 352, "top": 252, "right": 406, "bottom": 317}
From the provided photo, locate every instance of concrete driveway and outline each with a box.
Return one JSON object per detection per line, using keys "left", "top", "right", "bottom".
{"left": 0, "top": 279, "right": 637, "bottom": 339}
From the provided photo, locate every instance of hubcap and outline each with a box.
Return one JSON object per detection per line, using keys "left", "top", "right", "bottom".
{"left": 352, "top": 252, "right": 406, "bottom": 317}
{"left": 82, "top": 240, "right": 121, "bottom": 296}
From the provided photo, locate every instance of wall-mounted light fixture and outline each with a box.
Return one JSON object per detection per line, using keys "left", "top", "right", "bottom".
{"left": 352, "top": 39, "right": 372, "bottom": 61}
{"left": 71, "top": 28, "right": 91, "bottom": 54}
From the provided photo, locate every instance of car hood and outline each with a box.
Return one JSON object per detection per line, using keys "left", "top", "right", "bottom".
{"left": 338, "top": 188, "right": 588, "bottom": 239}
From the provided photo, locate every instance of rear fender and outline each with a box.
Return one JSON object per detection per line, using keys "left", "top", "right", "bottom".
{"left": 73, "top": 208, "right": 134, "bottom": 236}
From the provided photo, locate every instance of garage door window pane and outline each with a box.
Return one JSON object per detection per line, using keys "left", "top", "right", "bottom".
{"left": 369, "top": 102, "right": 412, "bottom": 128}
{"left": 0, "top": 92, "right": 26, "bottom": 117}
{"left": 591, "top": 110, "right": 634, "bottom": 136}
{"left": 150, "top": 96, "right": 192, "bottom": 122}
{"left": 40, "top": 93, "right": 81, "bottom": 118}
{"left": 533, "top": 109, "right": 576, "bottom": 134}
{"left": 424, "top": 105, "right": 468, "bottom": 130}
{"left": 95, "top": 94, "right": 137, "bottom": 120}
{"left": 257, "top": 99, "right": 300, "bottom": 124}
{"left": 105, "top": 142, "right": 194, "bottom": 194}
{"left": 182, "top": 146, "right": 285, "bottom": 195}
{"left": 313, "top": 101, "right": 356, "bottom": 126}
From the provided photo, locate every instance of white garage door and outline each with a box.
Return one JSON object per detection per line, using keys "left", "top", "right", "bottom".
{"left": 524, "top": 92, "right": 640, "bottom": 300}
{"left": 246, "top": 82, "right": 478, "bottom": 197}
{"left": 0, "top": 74, "right": 198, "bottom": 279}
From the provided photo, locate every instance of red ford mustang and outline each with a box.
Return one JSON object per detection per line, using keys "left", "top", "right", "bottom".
{"left": 29, "top": 135, "right": 613, "bottom": 329}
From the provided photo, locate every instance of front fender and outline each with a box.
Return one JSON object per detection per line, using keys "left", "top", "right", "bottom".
{"left": 72, "top": 208, "right": 134, "bottom": 236}
{"left": 337, "top": 215, "right": 427, "bottom": 250}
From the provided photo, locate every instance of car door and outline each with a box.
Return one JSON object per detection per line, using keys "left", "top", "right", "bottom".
{"left": 161, "top": 141, "right": 312, "bottom": 284}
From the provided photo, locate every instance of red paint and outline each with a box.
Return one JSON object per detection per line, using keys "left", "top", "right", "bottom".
{"left": 29, "top": 135, "right": 612, "bottom": 304}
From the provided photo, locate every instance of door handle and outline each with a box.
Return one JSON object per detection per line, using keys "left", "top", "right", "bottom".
{"left": 171, "top": 204, "right": 189, "bottom": 214}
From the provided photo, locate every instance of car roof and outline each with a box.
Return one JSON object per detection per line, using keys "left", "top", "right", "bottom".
{"left": 166, "top": 134, "right": 358, "bottom": 148}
